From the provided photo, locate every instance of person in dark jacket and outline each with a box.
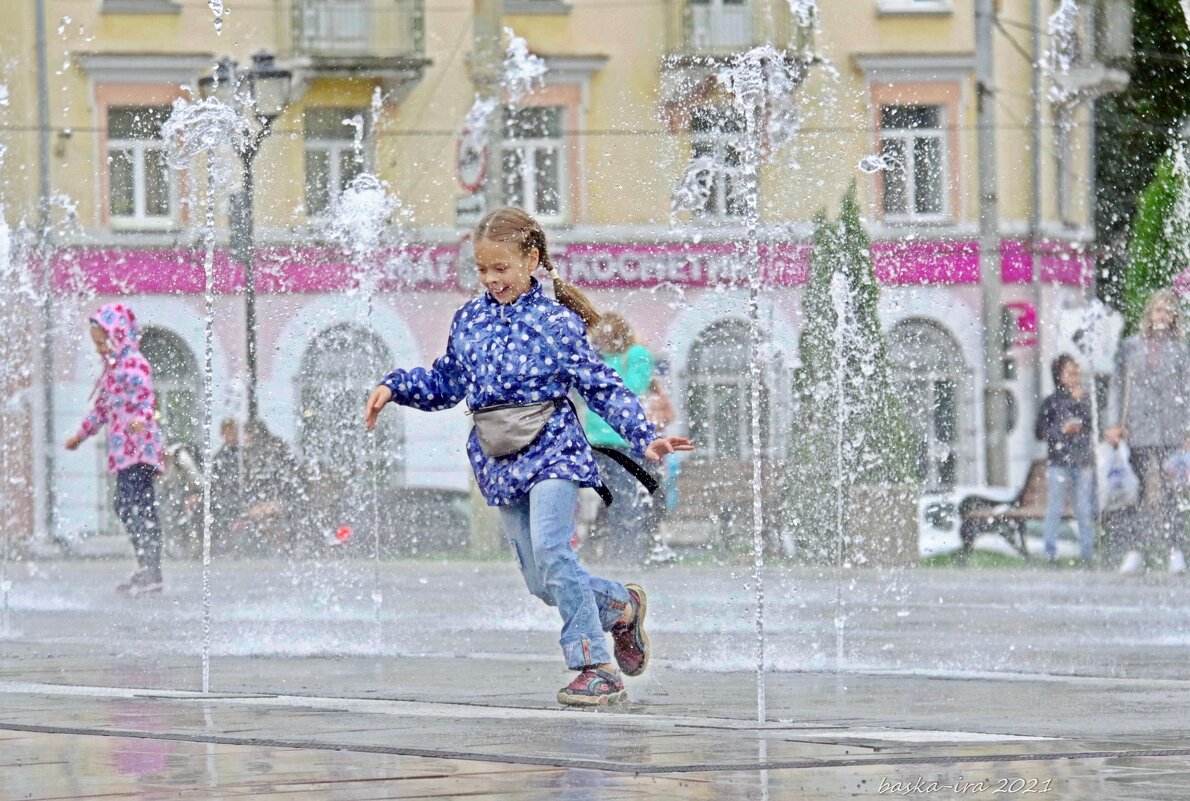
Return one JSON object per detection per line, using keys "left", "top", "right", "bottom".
{"left": 1035, "top": 354, "right": 1096, "bottom": 567}
{"left": 210, "top": 418, "right": 243, "bottom": 533}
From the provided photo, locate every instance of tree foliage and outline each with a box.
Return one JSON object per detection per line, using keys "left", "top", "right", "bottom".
{"left": 1095, "top": 0, "right": 1190, "bottom": 307}
{"left": 1122, "top": 144, "right": 1190, "bottom": 332}
{"left": 785, "top": 187, "right": 918, "bottom": 559}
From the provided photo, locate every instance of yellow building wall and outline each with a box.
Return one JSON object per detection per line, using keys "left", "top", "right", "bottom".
{"left": 1, "top": 0, "right": 1099, "bottom": 240}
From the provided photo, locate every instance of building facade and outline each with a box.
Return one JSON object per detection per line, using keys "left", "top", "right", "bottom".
{"left": 0, "top": 0, "right": 1128, "bottom": 540}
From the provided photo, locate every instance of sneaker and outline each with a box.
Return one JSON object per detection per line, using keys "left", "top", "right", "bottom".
{"left": 117, "top": 568, "right": 163, "bottom": 596}
{"left": 1119, "top": 550, "right": 1145, "bottom": 575}
{"left": 556, "top": 667, "right": 626, "bottom": 706}
{"left": 611, "top": 583, "right": 650, "bottom": 677}
{"left": 1170, "top": 548, "right": 1187, "bottom": 575}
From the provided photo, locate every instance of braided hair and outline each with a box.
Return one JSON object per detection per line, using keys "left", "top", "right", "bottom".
{"left": 474, "top": 207, "right": 601, "bottom": 327}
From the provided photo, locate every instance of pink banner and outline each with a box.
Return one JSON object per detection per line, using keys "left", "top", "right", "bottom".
{"left": 52, "top": 238, "right": 1092, "bottom": 294}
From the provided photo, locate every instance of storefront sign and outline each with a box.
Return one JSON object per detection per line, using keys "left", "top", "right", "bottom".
{"left": 53, "top": 239, "right": 1092, "bottom": 295}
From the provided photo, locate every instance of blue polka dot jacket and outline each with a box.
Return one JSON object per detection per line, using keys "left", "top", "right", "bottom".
{"left": 380, "top": 280, "right": 657, "bottom": 506}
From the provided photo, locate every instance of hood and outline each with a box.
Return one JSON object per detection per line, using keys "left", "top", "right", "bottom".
{"left": 91, "top": 302, "right": 142, "bottom": 362}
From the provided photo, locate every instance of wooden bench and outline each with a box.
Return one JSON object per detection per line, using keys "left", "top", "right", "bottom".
{"left": 664, "top": 458, "right": 785, "bottom": 549}
{"left": 958, "top": 459, "right": 1075, "bottom": 559}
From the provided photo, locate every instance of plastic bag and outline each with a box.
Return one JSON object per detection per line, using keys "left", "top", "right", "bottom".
{"left": 1097, "top": 441, "right": 1139, "bottom": 513}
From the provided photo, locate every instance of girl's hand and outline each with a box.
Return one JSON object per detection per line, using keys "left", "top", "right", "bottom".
{"left": 128, "top": 419, "right": 145, "bottom": 435}
{"left": 64, "top": 435, "right": 81, "bottom": 451}
{"left": 1106, "top": 426, "right": 1125, "bottom": 447}
{"left": 364, "top": 385, "right": 393, "bottom": 430}
{"left": 644, "top": 436, "right": 694, "bottom": 462}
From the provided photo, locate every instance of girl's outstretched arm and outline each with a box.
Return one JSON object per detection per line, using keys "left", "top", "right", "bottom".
{"left": 70, "top": 391, "right": 110, "bottom": 448}
{"left": 365, "top": 313, "right": 469, "bottom": 427}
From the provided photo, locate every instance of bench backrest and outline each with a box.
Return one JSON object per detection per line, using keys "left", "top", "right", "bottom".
{"left": 1016, "top": 460, "right": 1050, "bottom": 509}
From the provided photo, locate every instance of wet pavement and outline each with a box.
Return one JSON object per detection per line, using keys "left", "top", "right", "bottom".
{"left": 2, "top": 557, "right": 1190, "bottom": 799}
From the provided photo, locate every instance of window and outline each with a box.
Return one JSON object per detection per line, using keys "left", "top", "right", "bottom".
{"left": 295, "top": 0, "right": 370, "bottom": 57}
{"left": 502, "top": 106, "right": 565, "bottom": 220}
{"left": 299, "top": 324, "right": 402, "bottom": 480}
{"left": 877, "top": 0, "right": 953, "bottom": 14}
{"left": 107, "top": 105, "right": 173, "bottom": 225}
{"left": 691, "top": 107, "right": 746, "bottom": 219}
{"left": 139, "top": 327, "right": 200, "bottom": 448}
{"left": 304, "top": 107, "right": 368, "bottom": 217}
{"left": 888, "top": 319, "right": 974, "bottom": 489}
{"left": 879, "top": 104, "right": 947, "bottom": 221}
{"left": 688, "top": 0, "right": 752, "bottom": 50}
{"left": 686, "top": 320, "right": 774, "bottom": 460}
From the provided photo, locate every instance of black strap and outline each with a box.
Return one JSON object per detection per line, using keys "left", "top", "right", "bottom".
{"left": 592, "top": 445, "right": 660, "bottom": 496}
{"left": 563, "top": 397, "right": 659, "bottom": 507}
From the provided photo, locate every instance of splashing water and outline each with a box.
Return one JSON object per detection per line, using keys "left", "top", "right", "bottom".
{"left": 788, "top": 0, "right": 818, "bottom": 28}
{"left": 677, "top": 42, "right": 817, "bottom": 723}
{"left": 718, "top": 46, "right": 806, "bottom": 155}
{"left": 162, "top": 95, "right": 247, "bottom": 693}
{"left": 1045, "top": 0, "right": 1080, "bottom": 105}
{"left": 672, "top": 156, "right": 722, "bottom": 214}
{"left": 327, "top": 175, "right": 400, "bottom": 275}
{"left": 161, "top": 98, "right": 247, "bottom": 173}
{"left": 207, "top": 0, "right": 225, "bottom": 34}
{"left": 1165, "top": 140, "right": 1190, "bottom": 273}
{"left": 503, "top": 28, "right": 548, "bottom": 105}
{"left": 857, "top": 153, "right": 898, "bottom": 174}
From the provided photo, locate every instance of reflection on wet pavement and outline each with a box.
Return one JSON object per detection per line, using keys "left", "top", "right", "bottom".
{"left": 3, "top": 560, "right": 1190, "bottom": 798}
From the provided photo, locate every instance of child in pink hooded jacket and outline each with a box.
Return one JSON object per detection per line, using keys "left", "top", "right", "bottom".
{"left": 65, "top": 303, "right": 165, "bottom": 595}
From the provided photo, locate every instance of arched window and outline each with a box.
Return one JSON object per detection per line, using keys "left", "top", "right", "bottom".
{"left": 685, "top": 320, "right": 776, "bottom": 460}
{"left": 139, "top": 326, "right": 199, "bottom": 447}
{"left": 298, "top": 323, "right": 403, "bottom": 482}
{"left": 887, "top": 319, "right": 974, "bottom": 490}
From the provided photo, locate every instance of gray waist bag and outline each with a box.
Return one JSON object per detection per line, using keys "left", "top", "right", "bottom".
{"left": 470, "top": 399, "right": 561, "bottom": 458}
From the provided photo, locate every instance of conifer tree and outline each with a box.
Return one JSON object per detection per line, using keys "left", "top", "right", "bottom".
{"left": 1123, "top": 142, "right": 1190, "bottom": 333}
{"left": 785, "top": 186, "right": 917, "bottom": 560}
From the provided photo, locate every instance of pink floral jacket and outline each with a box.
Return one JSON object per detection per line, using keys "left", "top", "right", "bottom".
{"left": 75, "top": 303, "right": 164, "bottom": 474}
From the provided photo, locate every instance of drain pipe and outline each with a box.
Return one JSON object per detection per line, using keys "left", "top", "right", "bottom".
{"left": 1031, "top": 0, "right": 1046, "bottom": 398}
{"left": 34, "top": 0, "right": 56, "bottom": 543}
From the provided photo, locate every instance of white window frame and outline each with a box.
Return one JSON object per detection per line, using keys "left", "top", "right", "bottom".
{"left": 106, "top": 107, "right": 175, "bottom": 230}
{"left": 879, "top": 104, "right": 949, "bottom": 224}
{"left": 688, "top": 0, "right": 753, "bottom": 50}
{"left": 304, "top": 108, "right": 369, "bottom": 219}
{"left": 876, "top": 0, "right": 953, "bottom": 15}
{"left": 297, "top": 0, "right": 371, "bottom": 57}
{"left": 502, "top": 106, "right": 568, "bottom": 223}
{"left": 690, "top": 108, "right": 747, "bottom": 220}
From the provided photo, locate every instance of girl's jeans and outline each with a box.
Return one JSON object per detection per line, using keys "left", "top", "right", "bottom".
{"left": 1044, "top": 464, "right": 1096, "bottom": 562}
{"left": 115, "top": 462, "right": 162, "bottom": 575}
{"left": 499, "top": 479, "right": 630, "bottom": 669}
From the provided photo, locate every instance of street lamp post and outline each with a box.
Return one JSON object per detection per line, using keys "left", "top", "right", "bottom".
{"left": 198, "top": 52, "right": 292, "bottom": 422}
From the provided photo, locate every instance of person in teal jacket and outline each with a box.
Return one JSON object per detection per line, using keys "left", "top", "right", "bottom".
{"left": 585, "top": 312, "right": 657, "bottom": 561}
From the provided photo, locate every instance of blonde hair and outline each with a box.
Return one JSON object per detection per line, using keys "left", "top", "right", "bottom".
{"left": 1141, "top": 289, "right": 1184, "bottom": 340}
{"left": 474, "top": 207, "right": 601, "bottom": 327}
{"left": 591, "top": 312, "right": 635, "bottom": 354}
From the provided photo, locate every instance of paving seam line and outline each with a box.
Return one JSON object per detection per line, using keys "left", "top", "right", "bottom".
{"left": 2, "top": 722, "right": 1188, "bottom": 775}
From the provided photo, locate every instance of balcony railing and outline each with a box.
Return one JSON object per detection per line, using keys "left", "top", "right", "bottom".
{"left": 289, "top": 0, "right": 424, "bottom": 60}
{"left": 666, "top": 0, "right": 813, "bottom": 59}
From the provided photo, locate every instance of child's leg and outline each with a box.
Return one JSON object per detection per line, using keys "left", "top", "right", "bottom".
{"left": 527, "top": 480, "right": 615, "bottom": 669}
{"left": 1074, "top": 466, "right": 1097, "bottom": 563}
{"left": 114, "top": 468, "right": 147, "bottom": 569}
{"left": 1043, "top": 465, "right": 1069, "bottom": 560}
{"left": 587, "top": 576, "right": 631, "bottom": 631}
{"left": 498, "top": 496, "right": 554, "bottom": 607}
{"left": 117, "top": 465, "right": 162, "bottom": 578}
